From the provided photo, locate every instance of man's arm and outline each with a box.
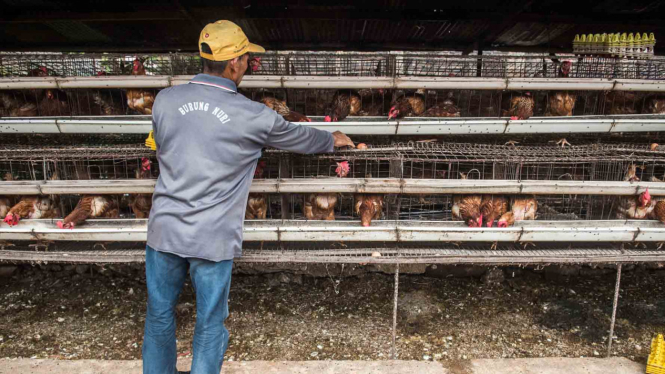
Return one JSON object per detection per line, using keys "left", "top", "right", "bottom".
{"left": 265, "top": 108, "right": 354, "bottom": 153}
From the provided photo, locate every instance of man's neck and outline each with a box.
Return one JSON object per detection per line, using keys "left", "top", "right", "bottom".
{"left": 204, "top": 71, "right": 238, "bottom": 85}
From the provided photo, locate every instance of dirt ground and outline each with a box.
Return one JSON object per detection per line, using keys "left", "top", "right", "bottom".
{"left": 0, "top": 263, "right": 663, "bottom": 364}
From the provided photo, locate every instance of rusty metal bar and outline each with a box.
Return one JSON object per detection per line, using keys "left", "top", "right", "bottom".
{"left": 607, "top": 263, "right": 622, "bottom": 357}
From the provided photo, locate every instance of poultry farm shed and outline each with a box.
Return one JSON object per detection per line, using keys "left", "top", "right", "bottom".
{"left": 2, "top": 45, "right": 665, "bottom": 359}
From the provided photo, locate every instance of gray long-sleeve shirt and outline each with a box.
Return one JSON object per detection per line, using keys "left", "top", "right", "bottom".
{"left": 147, "top": 74, "right": 334, "bottom": 262}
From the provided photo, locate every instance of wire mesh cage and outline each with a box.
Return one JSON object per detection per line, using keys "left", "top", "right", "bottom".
{"left": 2, "top": 52, "right": 665, "bottom": 80}
{"left": 2, "top": 141, "right": 665, "bottom": 183}
{"left": 277, "top": 141, "right": 665, "bottom": 182}
{"left": 2, "top": 86, "right": 665, "bottom": 118}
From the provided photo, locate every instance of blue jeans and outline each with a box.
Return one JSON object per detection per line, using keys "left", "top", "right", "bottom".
{"left": 143, "top": 245, "right": 233, "bottom": 374}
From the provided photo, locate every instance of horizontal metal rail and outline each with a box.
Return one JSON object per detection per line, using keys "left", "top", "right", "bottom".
{"left": 1, "top": 76, "right": 665, "bottom": 91}
{"left": 1, "top": 247, "right": 664, "bottom": 264}
{"left": 0, "top": 179, "right": 660, "bottom": 195}
{"left": 1, "top": 116, "right": 664, "bottom": 135}
{"left": 2, "top": 219, "right": 665, "bottom": 242}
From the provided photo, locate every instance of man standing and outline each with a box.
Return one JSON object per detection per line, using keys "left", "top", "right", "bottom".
{"left": 142, "top": 20, "right": 354, "bottom": 374}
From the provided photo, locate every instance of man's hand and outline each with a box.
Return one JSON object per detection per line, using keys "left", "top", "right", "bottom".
{"left": 332, "top": 131, "right": 355, "bottom": 148}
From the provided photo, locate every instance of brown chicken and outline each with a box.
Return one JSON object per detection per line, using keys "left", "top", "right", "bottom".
{"left": 652, "top": 200, "right": 665, "bottom": 225}
{"left": 624, "top": 164, "right": 640, "bottom": 182}
{"left": 497, "top": 196, "right": 538, "bottom": 227}
{"left": 388, "top": 92, "right": 426, "bottom": 119}
{"left": 422, "top": 98, "right": 461, "bottom": 117}
{"left": 545, "top": 61, "right": 576, "bottom": 116}
{"left": 604, "top": 91, "right": 638, "bottom": 115}
{"left": 614, "top": 189, "right": 655, "bottom": 220}
{"left": 357, "top": 90, "right": 391, "bottom": 117}
{"left": 545, "top": 92, "right": 577, "bottom": 116}
{"left": 502, "top": 92, "right": 534, "bottom": 120}
{"left": 126, "top": 58, "right": 156, "bottom": 115}
{"left": 480, "top": 195, "right": 510, "bottom": 227}
{"left": 0, "top": 197, "right": 12, "bottom": 219}
{"left": 57, "top": 196, "right": 119, "bottom": 229}
{"left": 260, "top": 96, "right": 311, "bottom": 122}
{"left": 245, "top": 195, "right": 267, "bottom": 219}
{"left": 3, "top": 196, "right": 60, "bottom": 226}
{"left": 324, "top": 90, "right": 362, "bottom": 122}
{"left": 0, "top": 92, "right": 38, "bottom": 117}
{"left": 38, "top": 90, "right": 71, "bottom": 116}
{"left": 304, "top": 193, "right": 337, "bottom": 220}
{"left": 646, "top": 95, "right": 665, "bottom": 114}
{"left": 452, "top": 195, "right": 483, "bottom": 227}
{"left": 130, "top": 158, "right": 153, "bottom": 219}
{"left": 245, "top": 57, "right": 262, "bottom": 75}
{"left": 246, "top": 161, "right": 268, "bottom": 220}
{"left": 71, "top": 89, "right": 126, "bottom": 116}
{"left": 355, "top": 194, "right": 384, "bottom": 227}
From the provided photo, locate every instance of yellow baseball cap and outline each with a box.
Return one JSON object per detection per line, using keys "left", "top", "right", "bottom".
{"left": 199, "top": 20, "right": 265, "bottom": 61}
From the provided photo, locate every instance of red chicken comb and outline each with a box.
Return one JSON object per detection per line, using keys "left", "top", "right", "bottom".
{"left": 324, "top": 116, "right": 332, "bottom": 122}
{"left": 57, "top": 221, "right": 64, "bottom": 229}
{"left": 388, "top": 106, "right": 399, "bottom": 120}
{"left": 3, "top": 213, "right": 18, "bottom": 227}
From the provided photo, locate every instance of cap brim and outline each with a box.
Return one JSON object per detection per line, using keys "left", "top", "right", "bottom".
{"left": 247, "top": 43, "right": 265, "bottom": 53}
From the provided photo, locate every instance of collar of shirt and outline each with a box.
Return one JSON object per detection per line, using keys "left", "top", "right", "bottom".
{"left": 189, "top": 74, "right": 237, "bottom": 94}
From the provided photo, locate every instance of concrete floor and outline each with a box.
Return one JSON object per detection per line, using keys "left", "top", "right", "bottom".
{"left": 0, "top": 357, "right": 644, "bottom": 374}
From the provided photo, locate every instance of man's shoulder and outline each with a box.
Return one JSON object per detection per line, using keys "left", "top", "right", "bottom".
{"left": 237, "top": 94, "right": 269, "bottom": 113}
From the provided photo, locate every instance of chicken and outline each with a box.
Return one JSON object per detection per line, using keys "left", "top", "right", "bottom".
{"left": 28, "top": 66, "right": 49, "bottom": 77}
{"left": 388, "top": 92, "right": 426, "bottom": 119}
{"left": 0, "top": 197, "right": 12, "bottom": 219}
{"left": 497, "top": 196, "right": 538, "bottom": 227}
{"left": 646, "top": 95, "right": 665, "bottom": 114}
{"left": 304, "top": 193, "right": 337, "bottom": 220}
{"left": 604, "top": 91, "right": 638, "bottom": 115}
{"left": 245, "top": 195, "right": 267, "bottom": 219}
{"left": 422, "top": 98, "right": 461, "bottom": 117}
{"left": 652, "top": 200, "right": 665, "bottom": 225}
{"left": 38, "top": 90, "right": 71, "bottom": 116}
{"left": 452, "top": 195, "right": 483, "bottom": 227}
{"left": 246, "top": 161, "right": 268, "bottom": 220}
{"left": 502, "top": 92, "right": 534, "bottom": 120}
{"left": 57, "top": 195, "right": 119, "bottom": 229}
{"left": 335, "top": 161, "right": 350, "bottom": 177}
{"left": 480, "top": 195, "right": 510, "bottom": 227}
{"left": 357, "top": 90, "right": 391, "bottom": 117}
{"left": 545, "top": 92, "right": 577, "bottom": 116}
{"left": 3, "top": 196, "right": 60, "bottom": 226}
{"left": 355, "top": 194, "right": 384, "bottom": 227}
{"left": 614, "top": 188, "right": 655, "bottom": 220}
{"left": 260, "top": 96, "right": 311, "bottom": 122}
{"left": 545, "top": 61, "right": 576, "bottom": 116}
{"left": 126, "top": 58, "right": 156, "bottom": 115}
{"left": 246, "top": 57, "right": 262, "bottom": 75}
{"left": 71, "top": 89, "right": 126, "bottom": 116}
{"left": 130, "top": 158, "right": 153, "bottom": 219}
{"left": 324, "top": 90, "right": 362, "bottom": 122}
{"left": 624, "top": 164, "right": 640, "bottom": 182}
{"left": 0, "top": 92, "right": 38, "bottom": 117}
